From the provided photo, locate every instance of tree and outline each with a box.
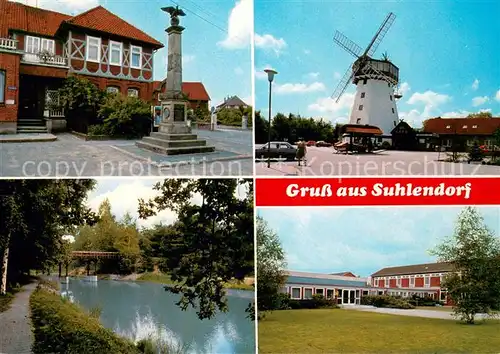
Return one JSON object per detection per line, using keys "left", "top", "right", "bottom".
{"left": 466, "top": 112, "right": 493, "bottom": 119}
{"left": 256, "top": 217, "right": 287, "bottom": 318}
{"left": 430, "top": 207, "right": 500, "bottom": 324}
{"left": 0, "top": 180, "right": 97, "bottom": 294}
{"left": 138, "top": 178, "right": 254, "bottom": 320}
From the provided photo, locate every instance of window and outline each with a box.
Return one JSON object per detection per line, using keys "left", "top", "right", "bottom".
{"left": 0, "top": 70, "right": 5, "bottom": 103}
{"left": 462, "top": 125, "right": 467, "bottom": 129}
{"left": 358, "top": 105, "right": 363, "bottom": 111}
{"left": 472, "top": 125, "right": 478, "bottom": 128}
{"left": 109, "top": 41, "right": 122, "bottom": 66}
{"left": 41, "top": 38, "right": 55, "bottom": 54}
{"left": 128, "top": 88, "right": 139, "bottom": 97}
{"left": 107, "top": 86, "right": 120, "bottom": 94}
{"left": 409, "top": 277, "right": 415, "bottom": 288}
{"left": 291, "top": 288, "right": 301, "bottom": 299}
{"left": 361, "top": 92, "right": 365, "bottom": 98}
{"left": 424, "top": 276, "right": 430, "bottom": 287}
{"left": 25, "top": 36, "right": 40, "bottom": 54}
{"left": 392, "top": 108, "right": 395, "bottom": 114}
{"left": 304, "top": 288, "right": 313, "bottom": 299}
{"left": 385, "top": 277, "right": 389, "bottom": 288}
{"left": 315, "top": 288, "right": 324, "bottom": 296}
{"left": 86, "top": 36, "right": 101, "bottom": 62}
{"left": 440, "top": 291, "right": 447, "bottom": 302}
{"left": 356, "top": 118, "right": 361, "bottom": 124}
{"left": 374, "top": 278, "right": 379, "bottom": 287}
{"left": 446, "top": 125, "right": 451, "bottom": 129}
{"left": 390, "top": 95, "right": 393, "bottom": 101}
{"left": 130, "top": 45, "right": 142, "bottom": 69}
{"left": 396, "top": 278, "right": 401, "bottom": 287}
{"left": 363, "top": 79, "right": 367, "bottom": 85}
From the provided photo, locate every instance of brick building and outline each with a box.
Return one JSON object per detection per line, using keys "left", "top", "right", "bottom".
{"left": 283, "top": 262, "right": 455, "bottom": 306}
{"left": 370, "top": 262, "right": 454, "bottom": 305}
{"left": 153, "top": 80, "right": 210, "bottom": 112}
{"left": 422, "top": 117, "right": 500, "bottom": 151}
{"left": 0, "top": 1, "right": 163, "bottom": 133}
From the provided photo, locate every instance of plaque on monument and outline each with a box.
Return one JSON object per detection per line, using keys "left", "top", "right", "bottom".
{"left": 174, "top": 104, "right": 185, "bottom": 122}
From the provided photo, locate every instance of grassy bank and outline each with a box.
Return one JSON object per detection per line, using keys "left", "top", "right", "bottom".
{"left": 30, "top": 281, "right": 139, "bottom": 353}
{"left": 258, "top": 309, "right": 500, "bottom": 353}
{"left": 136, "top": 272, "right": 254, "bottom": 291}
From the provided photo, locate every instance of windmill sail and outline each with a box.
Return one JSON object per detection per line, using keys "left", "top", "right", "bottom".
{"left": 333, "top": 31, "right": 363, "bottom": 58}
{"left": 366, "top": 12, "right": 396, "bottom": 57}
{"left": 331, "top": 66, "right": 354, "bottom": 102}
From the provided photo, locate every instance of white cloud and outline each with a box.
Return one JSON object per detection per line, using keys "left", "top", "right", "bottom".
{"left": 495, "top": 89, "right": 500, "bottom": 102}
{"left": 472, "top": 96, "right": 489, "bottom": 107}
{"left": 275, "top": 82, "right": 326, "bottom": 94}
{"left": 304, "top": 49, "right": 311, "bottom": 55}
{"left": 255, "top": 33, "right": 287, "bottom": 55}
{"left": 399, "top": 82, "right": 411, "bottom": 96}
{"left": 234, "top": 66, "right": 244, "bottom": 75}
{"left": 11, "top": 0, "right": 98, "bottom": 13}
{"left": 333, "top": 72, "right": 342, "bottom": 80}
{"left": 472, "top": 79, "right": 479, "bottom": 91}
{"left": 407, "top": 91, "right": 451, "bottom": 107}
{"left": 182, "top": 55, "right": 195, "bottom": 65}
{"left": 218, "top": 0, "right": 252, "bottom": 49}
{"left": 87, "top": 180, "right": 178, "bottom": 228}
{"left": 308, "top": 93, "right": 354, "bottom": 115}
{"left": 306, "top": 72, "right": 319, "bottom": 79}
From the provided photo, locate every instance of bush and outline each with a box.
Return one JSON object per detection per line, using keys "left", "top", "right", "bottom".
{"left": 98, "top": 94, "right": 152, "bottom": 138}
{"left": 287, "top": 294, "right": 339, "bottom": 310}
{"left": 408, "top": 294, "right": 441, "bottom": 307}
{"left": 216, "top": 107, "right": 253, "bottom": 127}
{"left": 381, "top": 141, "right": 391, "bottom": 150}
{"left": 30, "top": 285, "right": 139, "bottom": 353}
{"left": 361, "top": 295, "right": 415, "bottom": 309}
{"left": 87, "top": 124, "right": 109, "bottom": 136}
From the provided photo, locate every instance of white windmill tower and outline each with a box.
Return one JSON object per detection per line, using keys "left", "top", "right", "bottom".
{"left": 332, "top": 12, "right": 402, "bottom": 137}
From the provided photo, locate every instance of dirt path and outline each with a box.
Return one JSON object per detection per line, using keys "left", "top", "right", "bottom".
{"left": 0, "top": 282, "right": 37, "bottom": 354}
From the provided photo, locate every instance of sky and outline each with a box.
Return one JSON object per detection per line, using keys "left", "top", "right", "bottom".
{"left": 13, "top": 0, "right": 252, "bottom": 108}
{"left": 257, "top": 206, "right": 500, "bottom": 277}
{"left": 254, "top": 0, "right": 500, "bottom": 128}
{"left": 85, "top": 178, "right": 249, "bottom": 228}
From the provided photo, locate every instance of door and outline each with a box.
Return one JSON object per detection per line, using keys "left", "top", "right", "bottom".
{"left": 18, "top": 76, "right": 43, "bottom": 119}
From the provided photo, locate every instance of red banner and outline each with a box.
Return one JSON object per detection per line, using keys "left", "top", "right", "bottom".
{"left": 255, "top": 177, "right": 500, "bottom": 206}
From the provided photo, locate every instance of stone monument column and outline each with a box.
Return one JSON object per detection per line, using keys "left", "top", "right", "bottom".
{"left": 159, "top": 6, "right": 189, "bottom": 131}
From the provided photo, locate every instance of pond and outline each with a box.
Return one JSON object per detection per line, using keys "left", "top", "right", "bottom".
{"left": 59, "top": 278, "right": 255, "bottom": 353}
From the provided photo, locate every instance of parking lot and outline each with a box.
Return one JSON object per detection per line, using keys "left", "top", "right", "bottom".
{"left": 255, "top": 146, "right": 500, "bottom": 176}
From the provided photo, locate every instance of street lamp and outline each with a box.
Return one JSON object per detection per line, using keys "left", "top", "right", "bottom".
{"left": 264, "top": 68, "right": 277, "bottom": 168}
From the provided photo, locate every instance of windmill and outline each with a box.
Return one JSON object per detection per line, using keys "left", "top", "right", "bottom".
{"left": 332, "top": 12, "right": 402, "bottom": 136}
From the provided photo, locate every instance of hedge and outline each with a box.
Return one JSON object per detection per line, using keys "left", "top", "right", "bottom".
{"left": 30, "top": 283, "right": 139, "bottom": 354}
{"left": 361, "top": 295, "right": 415, "bottom": 309}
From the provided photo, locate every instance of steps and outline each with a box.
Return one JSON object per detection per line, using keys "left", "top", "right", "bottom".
{"left": 136, "top": 122, "right": 215, "bottom": 156}
{"left": 17, "top": 118, "right": 48, "bottom": 134}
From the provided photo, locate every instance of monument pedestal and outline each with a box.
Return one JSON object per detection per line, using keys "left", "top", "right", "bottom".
{"left": 136, "top": 7, "right": 215, "bottom": 156}
{"left": 136, "top": 114, "right": 215, "bottom": 156}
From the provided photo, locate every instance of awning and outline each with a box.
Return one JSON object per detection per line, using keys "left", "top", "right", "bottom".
{"left": 344, "top": 126, "right": 383, "bottom": 135}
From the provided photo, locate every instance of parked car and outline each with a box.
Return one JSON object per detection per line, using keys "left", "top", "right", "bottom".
{"left": 306, "top": 140, "right": 316, "bottom": 146}
{"left": 316, "top": 141, "right": 332, "bottom": 147}
{"left": 255, "top": 141, "right": 297, "bottom": 161}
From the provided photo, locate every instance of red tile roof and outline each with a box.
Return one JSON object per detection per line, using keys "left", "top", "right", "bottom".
{"left": 0, "top": 1, "right": 70, "bottom": 37}
{"left": 372, "top": 262, "right": 454, "bottom": 277}
{"left": 423, "top": 117, "right": 500, "bottom": 135}
{"left": 154, "top": 80, "right": 210, "bottom": 101}
{"left": 63, "top": 6, "right": 162, "bottom": 48}
{"left": 0, "top": 2, "right": 162, "bottom": 48}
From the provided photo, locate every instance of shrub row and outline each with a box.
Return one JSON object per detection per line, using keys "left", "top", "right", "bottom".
{"left": 279, "top": 294, "right": 339, "bottom": 310}
{"left": 361, "top": 295, "right": 415, "bottom": 309}
{"left": 30, "top": 283, "right": 139, "bottom": 354}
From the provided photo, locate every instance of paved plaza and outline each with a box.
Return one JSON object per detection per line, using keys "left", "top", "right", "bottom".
{"left": 0, "top": 129, "right": 252, "bottom": 177}
{"left": 255, "top": 146, "right": 500, "bottom": 176}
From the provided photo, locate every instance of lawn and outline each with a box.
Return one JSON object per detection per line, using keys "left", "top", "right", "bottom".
{"left": 416, "top": 306, "right": 454, "bottom": 312}
{"left": 136, "top": 272, "right": 254, "bottom": 290}
{"left": 258, "top": 309, "right": 500, "bottom": 353}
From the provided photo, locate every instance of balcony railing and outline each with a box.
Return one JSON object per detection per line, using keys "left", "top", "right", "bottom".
{"left": 0, "top": 38, "right": 18, "bottom": 51}
{"left": 21, "top": 53, "right": 67, "bottom": 67}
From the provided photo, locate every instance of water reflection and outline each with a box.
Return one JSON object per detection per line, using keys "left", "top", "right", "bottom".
{"left": 60, "top": 278, "right": 255, "bottom": 354}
